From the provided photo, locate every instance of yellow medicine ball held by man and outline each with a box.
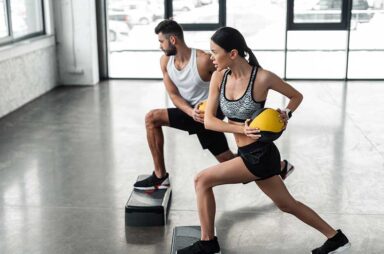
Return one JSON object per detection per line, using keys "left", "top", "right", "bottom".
{"left": 198, "top": 100, "right": 207, "bottom": 112}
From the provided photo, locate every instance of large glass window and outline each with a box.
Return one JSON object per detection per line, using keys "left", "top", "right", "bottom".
{"left": 286, "top": 30, "right": 348, "bottom": 79}
{"left": 348, "top": 0, "right": 384, "bottom": 79}
{"left": 108, "top": 0, "right": 222, "bottom": 78}
{"left": 107, "top": 0, "right": 165, "bottom": 78}
{"left": 0, "top": 0, "right": 8, "bottom": 38}
{"left": 171, "top": 0, "right": 224, "bottom": 30}
{"left": 10, "top": 0, "right": 43, "bottom": 39}
{"left": 288, "top": 0, "right": 349, "bottom": 30}
{"left": 0, "top": 0, "right": 44, "bottom": 45}
{"left": 294, "top": 0, "right": 343, "bottom": 23}
{"left": 172, "top": 0, "right": 219, "bottom": 24}
{"left": 226, "top": 0, "right": 286, "bottom": 76}
{"left": 106, "top": 0, "right": 384, "bottom": 79}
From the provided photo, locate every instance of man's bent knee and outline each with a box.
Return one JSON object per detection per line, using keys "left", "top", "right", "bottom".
{"left": 145, "top": 109, "right": 169, "bottom": 128}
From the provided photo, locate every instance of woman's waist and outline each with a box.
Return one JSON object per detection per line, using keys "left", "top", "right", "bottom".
{"left": 234, "top": 133, "right": 270, "bottom": 150}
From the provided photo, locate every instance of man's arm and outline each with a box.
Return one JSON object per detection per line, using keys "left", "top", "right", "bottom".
{"left": 160, "top": 55, "right": 194, "bottom": 117}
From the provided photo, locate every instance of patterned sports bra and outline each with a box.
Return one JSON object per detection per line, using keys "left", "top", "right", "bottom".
{"left": 219, "top": 66, "right": 265, "bottom": 122}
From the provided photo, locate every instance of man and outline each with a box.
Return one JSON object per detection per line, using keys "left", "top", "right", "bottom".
{"left": 134, "top": 20, "right": 293, "bottom": 190}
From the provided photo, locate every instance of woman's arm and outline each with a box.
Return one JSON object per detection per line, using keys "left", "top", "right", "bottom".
{"left": 259, "top": 69, "right": 303, "bottom": 113}
{"left": 204, "top": 71, "right": 244, "bottom": 134}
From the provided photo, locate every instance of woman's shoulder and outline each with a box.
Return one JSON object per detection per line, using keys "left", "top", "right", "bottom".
{"left": 256, "top": 68, "right": 277, "bottom": 83}
{"left": 210, "top": 69, "right": 228, "bottom": 90}
{"left": 211, "top": 69, "right": 227, "bottom": 80}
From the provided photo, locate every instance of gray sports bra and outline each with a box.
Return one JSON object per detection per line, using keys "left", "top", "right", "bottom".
{"left": 219, "top": 66, "right": 265, "bottom": 122}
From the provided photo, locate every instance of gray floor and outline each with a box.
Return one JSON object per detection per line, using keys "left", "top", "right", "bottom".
{"left": 0, "top": 80, "right": 383, "bottom": 254}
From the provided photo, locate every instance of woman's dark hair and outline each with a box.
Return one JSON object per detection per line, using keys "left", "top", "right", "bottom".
{"left": 154, "top": 19, "right": 184, "bottom": 41}
{"left": 211, "top": 27, "right": 260, "bottom": 67}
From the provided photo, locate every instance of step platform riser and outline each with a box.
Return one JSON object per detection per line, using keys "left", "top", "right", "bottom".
{"left": 171, "top": 226, "right": 221, "bottom": 254}
{"left": 125, "top": 175, "right": 172, "bottom": 227}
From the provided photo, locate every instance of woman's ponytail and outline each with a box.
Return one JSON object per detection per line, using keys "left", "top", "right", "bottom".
{"left": 245, "top": 47, "right": 261, "bottom": 68}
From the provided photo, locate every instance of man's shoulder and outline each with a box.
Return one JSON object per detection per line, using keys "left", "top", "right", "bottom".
{"left": 160, "top": 54, "right": 170, "bottom": 63}
{"left": 194, "top": 48, "right": 214, "bottom": 72}
{"left": 160, "top": 55, "right": 171, "bottom": 70}
{"left": 195, "top": 49, "right": 210, "bottom": 59}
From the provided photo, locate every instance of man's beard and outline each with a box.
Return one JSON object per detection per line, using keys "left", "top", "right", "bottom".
{"left": 164, "top": 44, "right": 177, "bottom": 56}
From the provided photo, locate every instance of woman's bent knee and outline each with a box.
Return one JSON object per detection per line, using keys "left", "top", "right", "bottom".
{"left": 276, "top": 200, "right": 298, "bottom": 214}
{"left": 194, "top": 171, "right": 212, "bottom": 192}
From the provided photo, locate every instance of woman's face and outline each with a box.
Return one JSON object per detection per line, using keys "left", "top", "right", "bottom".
{"left": 210, "top": 40, "right": 230, "bottom": 71}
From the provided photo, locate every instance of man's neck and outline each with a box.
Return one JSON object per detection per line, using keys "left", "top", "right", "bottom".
{"left": 174, "top": 46, "right": 192, "bottom": 70}
{"left": 176, "top": 45, "right": 192, "bottom": 59}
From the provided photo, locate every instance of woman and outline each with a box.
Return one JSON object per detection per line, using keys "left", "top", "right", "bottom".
{"left": 177, "top": 27, "right": 351, "bottom": 254}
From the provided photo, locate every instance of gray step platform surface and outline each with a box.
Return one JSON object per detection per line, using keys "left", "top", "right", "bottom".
{"left": 125, "top": 175, "right": 172, "bottom": 227}
{"left": 171, "top": 226, "right": 221, "bottom": 254}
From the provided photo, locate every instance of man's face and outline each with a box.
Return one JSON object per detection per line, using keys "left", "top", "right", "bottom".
{"left": 158, "top": 33, "right": 177, "bottom": 56}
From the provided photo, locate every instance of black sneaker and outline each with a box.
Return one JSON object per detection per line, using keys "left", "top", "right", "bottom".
{"left": 280, "top": 159, "right": 295, "bottom": 180}
{"left": 177, "top": 237, "right": 220, "bottom": 254}
{"left": 312, "top": 230, "right": 351, "bottom": 254}
{"left": 133, "top": 172, "right": 170, "bottom": 190}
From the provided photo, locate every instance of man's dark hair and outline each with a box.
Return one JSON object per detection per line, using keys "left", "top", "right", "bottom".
{"left": 154, "top": 19, "right": 184, "bottom": 41}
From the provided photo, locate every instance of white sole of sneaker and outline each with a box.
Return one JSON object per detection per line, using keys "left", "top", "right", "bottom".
{"left": 310, "top": 242, "right": 351, "bottom": 254}
{"left": 285, "top": 164, "right": 295, "bottom": 179}
{"left": 329, "top": 242, "right": 351, "bottom": 253}
{"left": 133, "top": 186, "right": 156, "bottom": 191}
{"left": 133, "top": 185, "right": 170, "bottom": 191}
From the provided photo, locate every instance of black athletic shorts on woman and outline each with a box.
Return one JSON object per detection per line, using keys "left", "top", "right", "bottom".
{"left": 167, "top": 107, "right": 229, "bottom": 156}
{"left": 238, "top": 141, "right": 281, "bottom": 181}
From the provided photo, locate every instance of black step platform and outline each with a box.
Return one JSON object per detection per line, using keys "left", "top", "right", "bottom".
{"left": 170, "top": 226, "right": 221, "bottom": 254}
{"left": 125, "top": 175, "right": 172, "bottom": 227}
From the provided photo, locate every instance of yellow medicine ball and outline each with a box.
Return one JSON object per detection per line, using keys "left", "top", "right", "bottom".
{"left": 249, "top": 108, "right": 284, "bottom": 142}
{"left": 198, "top": 100, "right": 207, "bottom": 112}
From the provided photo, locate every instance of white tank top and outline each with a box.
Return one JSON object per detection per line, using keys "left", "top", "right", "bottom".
{"left": 167, "top": 48, "right": 210, "bottom": 106}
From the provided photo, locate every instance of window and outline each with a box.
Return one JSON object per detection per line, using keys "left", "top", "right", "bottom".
{"left": 0, "top": 0, "right": 44, "bottom": 45}
{"left": 169, "top": 0, "right": 225, "bottom": 30}
{"left": 0, "top": 0, "right": 8, "bottom": 38}
{"left": 107, "top": 0, "right": 225, "bottom": 78}
{"left": 226, "top": 0, "right": 287, "bottom": 77}
{"left": 10, "top": 0, "right": 43, "bottom": 39}
{"left": 287, "top": 0, "right": 349, "bottom": 30}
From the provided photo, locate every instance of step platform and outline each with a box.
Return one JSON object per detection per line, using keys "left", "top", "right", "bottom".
{"left": 170, "top": 226, "right": 221, "bottom": 254}
{"left": 125, "top": 175, "right": 172, "bottom": 227}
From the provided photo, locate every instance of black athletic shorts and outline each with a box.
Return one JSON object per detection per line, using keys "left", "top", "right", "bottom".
{"left": 167, "top": 107, "right": 229, "bottom": 156}
{"left": 238, "top": 141, "right": 281, "bottom": 181}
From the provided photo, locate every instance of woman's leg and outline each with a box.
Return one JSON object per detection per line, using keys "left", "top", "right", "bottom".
{"left": 194, "top": 157, "right": 259, "bottom": 240}
{"left": 256, "top": 175, "right": 337, "bottom": 238}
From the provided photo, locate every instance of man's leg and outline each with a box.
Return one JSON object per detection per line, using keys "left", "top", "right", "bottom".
{"left": 145, "top": 108, "right": 170, "bottom": 178}
{"left": 215, "top": 150, "right": 236, "bottom": 162}
{"left": 197, "top": 130, "right": 236, "bottom": 163}
{"left": 134, "top": 108, "right": 171, "bottom": 190}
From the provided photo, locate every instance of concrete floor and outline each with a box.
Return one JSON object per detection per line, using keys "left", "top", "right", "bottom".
{"left": 0, "top": 80, "right": 383, "bottom": 254}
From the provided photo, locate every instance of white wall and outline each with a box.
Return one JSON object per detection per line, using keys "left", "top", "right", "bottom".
{"left": 53, "top": 0, "right": 99, "bottom": 85}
